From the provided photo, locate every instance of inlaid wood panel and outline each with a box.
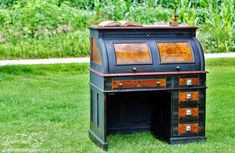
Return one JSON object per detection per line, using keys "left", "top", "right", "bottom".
{"left": 179, "top": 78, "right": 199, "bottom": 86}
{"left": 114, "top": 43, "right": 151, "bottom": 64}
{"left": 157, "top": 42, "right": 193, "bottom": 63}
{"left": 178, "top": 123, "right": 199, "bottom": 134}
{"left": 112, "top": 79, "right": 166, "bottom": 89}
{"left": 178, "top": 107, "right": 199, "bottom": 119}
{"left": 92, "top": 38, "right": 102, "bottom": 64}
{"left": 179, "top": 91, "right": 198, "bottom": 102}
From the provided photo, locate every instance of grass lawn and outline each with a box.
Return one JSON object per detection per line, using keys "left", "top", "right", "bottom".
{"left": 0, "top": 58, "right": 235, "bottom": 153}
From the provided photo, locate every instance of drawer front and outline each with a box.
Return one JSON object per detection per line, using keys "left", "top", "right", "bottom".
{"left": 179, "top": 91, "right": 198, "bottom": 102}
{"left": 178, "top": 107, "right": 199, "bottom": 119}
{"left": 179, "top": 77, "right": 199, "bottom": 87}
{"left": 178, "top": 123, "right": 199, "bottom": 135}
{"left": 112, "top": 79, "right": 166, "bottom": 89}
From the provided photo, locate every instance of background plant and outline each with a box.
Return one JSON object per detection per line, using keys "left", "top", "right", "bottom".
{"left": 0, "top": 0, "right": 234, "bottom": 59}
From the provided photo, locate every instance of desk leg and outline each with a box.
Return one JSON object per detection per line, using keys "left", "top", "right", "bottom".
{"left": 89, "top": 87, "right": 108, "bottom": 150}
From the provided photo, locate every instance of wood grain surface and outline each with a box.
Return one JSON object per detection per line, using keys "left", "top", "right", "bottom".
{"left": 91, "top": 38, "right": 102, "bottom": 64}
{"left": 157, "top": 42, "right": 193, "bottom": 63}
{"left": 114, "top": 43, "right": 151, "bottom": 64}
{"left": 178, "top": 123, "right": 199, "bottom": 134}
{"left": 112, "top": 79, "right": 166, "bottom": 89}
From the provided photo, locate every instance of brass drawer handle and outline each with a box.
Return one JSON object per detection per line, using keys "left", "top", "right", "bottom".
{"left": 156, "top": 81, "right": 160, "bottom": 86}
{"left": 186, "top": 79, "right": 192, "bottom": 86}
{"left": 186, "top": 109, "right": 192, "bottom": 116}
{"left": 137, "top": 83, "right": 142, "bottom": 87}
{"left": 185, "top": 125, "right": 191, "bottom": 132}
{"left": 118, "top": 82, "right": 123, "bottom": 87}
{"left": 186, "top": 92, "right": 192, "bottom": 100}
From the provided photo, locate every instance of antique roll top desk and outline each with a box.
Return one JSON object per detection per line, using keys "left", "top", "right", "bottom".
{"left": 89, "top": 24, "right": 207, "bottom": 150}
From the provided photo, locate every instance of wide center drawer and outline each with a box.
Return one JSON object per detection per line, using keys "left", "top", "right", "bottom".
{"left": 112, "top": 78, "right": 166, "bottom": 89}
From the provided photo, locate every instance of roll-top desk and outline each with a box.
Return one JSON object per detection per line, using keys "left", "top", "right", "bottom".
{"left": 88, "top": 25, "right": 207, "bottom": 150}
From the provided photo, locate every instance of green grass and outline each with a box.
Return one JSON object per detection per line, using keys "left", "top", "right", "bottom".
{"left": 0, "top": 58, "right": 235, "bottom": 152}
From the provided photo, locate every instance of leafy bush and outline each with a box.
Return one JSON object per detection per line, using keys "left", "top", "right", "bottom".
{"left": 200, "top": 1, "right": 235, "bottom": 52}
{"left": 61, "top": 0, "right": 95, "bottom": 9}
{"left": 0, "top": 0, "right": 94, "bottom": 37}
{"left": 129, "top": 4, "right": 171, "bottom": 24}
{"left": 95, "top": 1, "right": 171, "bottom": 24}
{"left": 0, "top": 30, "right": 90, "bottom": 59}
{"left": 0, "top": 0, "right": 235, "bottom": 59}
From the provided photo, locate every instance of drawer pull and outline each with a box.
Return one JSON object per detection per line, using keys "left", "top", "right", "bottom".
{"left": 118, "top": 82, "right": 123, "bottom": 87}
{"left": 156, "top": 81, "right": 160, "bottom": 86}
{"left": 137, "top": 83, "right": 142, "bottom": 87}
{"left": 186, "top": 79, "right": 192, "bottom": 86}
{"left": 186, "top": 109, "right": 192, "bottom": 116}
{"left": 132, "top": 67, "right": 137, "bottom": 71}
{"left": 186, "top": 93, "right": 192, "bottom": 100}
{"left": 185, "top": 125, "right": 191, "bottom": 132}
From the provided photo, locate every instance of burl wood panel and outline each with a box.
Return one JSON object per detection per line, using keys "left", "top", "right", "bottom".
{"left": 179, "top": 78, "right": 199, "bottom": 86}
{"left": 112, "top": 79, "right": 166, "bottom": 89}
{"left": 178, "top": 107, "right": 199, "bottom": 118}
{"left": 157, "top": 42, "right": 193, "bottom": 63}
{"left": 114, "top": 43, "right": 151, "bottom": 64}
{"left": 178, "top": 123, "right": 199, "bottom": 134}
{"left": 179, "top": 91, "right": 198, "bottom": 102}
{"left": 92, "top": 38, "right": 102, "bottom": 64}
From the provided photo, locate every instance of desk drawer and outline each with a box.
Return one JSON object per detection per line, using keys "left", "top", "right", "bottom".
{"left": 178, "top": 107, "right": 199, "bottom": 119}
{"left": 178, "top": 123, "right": 199, "bottom": 135}
{"left": 179, "top": 91, "right": 199, "bottom": 102}
{"left": 112, "top": 78, "right": 166, "bottom": 89}
{"left": 179, "top": 77, "right": 199, "bottom": 87}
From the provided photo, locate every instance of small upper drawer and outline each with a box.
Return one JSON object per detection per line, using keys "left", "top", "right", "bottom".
{"left": 178, "top": 123, "right": 199, "bottom": 135}
{"left": 179, "top": 77, "right": 199, "bottom": 87}
{"left": 178, "top": 107, "right": 199, "bottom": 119}
{"left": 112, "top": 79, "right": 166, "bottom": 89}
{"left": 179, "top": 91, "right": 199, "bottom": 102}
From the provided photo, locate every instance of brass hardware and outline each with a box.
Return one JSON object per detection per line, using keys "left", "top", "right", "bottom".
{"left": 170, "top": 8, "right": 178, "bottom": 26}
{"left": 156, "top": 81, "right": 160, "bottom": 86}
{"left": 132, "top": 67, "right": 137, "bottom": 71}
{"left": 137, "top": 82, "right": 142, "bottom": 87}
{"left": 186, "top": 109, "right": 192, "bottom": 116}
{"left": 186, "top": 79, "right": 193, "bottom": 86}
{"left": 118, "top": 82, "right": 123, "bottom": 87}
{"left": 186, "top": 92, "right": 192, "bottom": 100}
{"left": 185, "top": 125, "right": 191, "bottom": 132}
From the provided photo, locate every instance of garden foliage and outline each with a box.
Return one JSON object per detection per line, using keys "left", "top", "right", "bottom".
{"left": 0, "top": 0, "right": 234, "bottom": 59}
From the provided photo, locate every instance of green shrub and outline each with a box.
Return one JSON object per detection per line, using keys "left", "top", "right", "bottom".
{"left": 199, "top": 1, "right": 235, "bottom": 52}
{"left": 95, "top": 1, "right": 171, "bottom": 24}
{"left": 129, "top": 4, "right": 171, "bottom": 24}
{"left": 11, "top": 0, "right": 92, "bottom": 35}
{"left": 61, "top": 0, "right": 95, "bottom": 9}
{"left": 0, "top": 30, "right": 90, "bottom": 59}
{"left": 0, "top": 0, "right": 235, "bottom": 59}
